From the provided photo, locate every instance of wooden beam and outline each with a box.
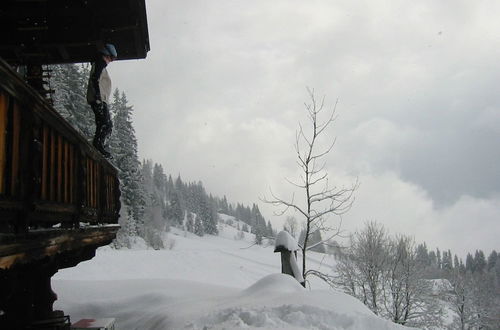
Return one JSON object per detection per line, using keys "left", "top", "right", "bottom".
{"left": 57, "top": 45, "right": 70, "bottom": 61}
{"left": 33, "top": 202, "right": 76, "bottom": 214}
{"left": 0, "top": 226, "right": 119, "bottom": 270}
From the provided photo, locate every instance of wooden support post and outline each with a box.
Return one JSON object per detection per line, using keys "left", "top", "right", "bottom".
{"left": 32, "top": 265, "right": 58, "bottom": 320}
{"left": 0, "top": 262, "right": 57, "bottom": 329}
{"left": 279, "top": 250, "right": 295, "bottom": 277}
{"left": 274, "top": 231, "right": 305, "bottom": 287}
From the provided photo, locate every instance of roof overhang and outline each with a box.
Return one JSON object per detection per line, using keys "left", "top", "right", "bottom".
{"left": 0, "top": 0, "right": 150, "bottom": 65}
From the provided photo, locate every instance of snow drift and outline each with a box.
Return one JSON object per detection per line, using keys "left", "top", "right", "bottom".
{"left": 53, "top": 224, "right": 414, "bottom": 329}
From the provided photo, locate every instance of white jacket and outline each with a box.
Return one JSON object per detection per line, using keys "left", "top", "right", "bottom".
{"left": 87, "top": 57, "right": 112, "bottom": 104}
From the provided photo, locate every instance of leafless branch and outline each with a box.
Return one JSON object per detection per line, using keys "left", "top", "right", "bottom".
{"left": 264, "top": 88, "right": 357, "bottom": 284}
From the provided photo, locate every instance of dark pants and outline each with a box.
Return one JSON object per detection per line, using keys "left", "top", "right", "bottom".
{"left": 91, "top": 102, "right": 112, "bottom": 150}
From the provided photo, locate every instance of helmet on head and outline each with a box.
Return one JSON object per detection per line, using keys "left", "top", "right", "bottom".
{"left": 100, "top": 43, "right": 118, "bottom": 59}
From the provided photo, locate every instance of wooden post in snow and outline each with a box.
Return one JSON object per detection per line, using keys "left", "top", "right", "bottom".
{"left": 274, "top": 231, "right": 305, "bottom": 287}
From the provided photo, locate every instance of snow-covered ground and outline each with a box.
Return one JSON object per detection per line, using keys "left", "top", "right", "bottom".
{"left": 53, "top": 221, "right": 414, "bottom": 329}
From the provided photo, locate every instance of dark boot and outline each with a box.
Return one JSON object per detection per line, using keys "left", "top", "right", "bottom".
{"left": 93, "top": 139, "right": 112, "bottom": 158}
{"left": 91, "top": 102, "right": 113, "bottom": 159}
{"left": 100, "top": 148, "right": 112, "bottom": 159}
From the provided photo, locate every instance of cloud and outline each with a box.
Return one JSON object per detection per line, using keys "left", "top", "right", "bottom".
{"left": 342, "top": 171, "right": 500, "bottom": 258}
{"left": 109, "top": 0, "right": 500, "bottom": 256}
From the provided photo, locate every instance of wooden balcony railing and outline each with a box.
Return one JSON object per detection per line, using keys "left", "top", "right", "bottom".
{"left": 0, "top": 58, "right": 120, "bottom": 235}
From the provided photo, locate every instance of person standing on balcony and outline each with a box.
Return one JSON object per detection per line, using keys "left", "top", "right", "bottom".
{"left": 86, "top": 43, "right": 117, "bottom": 158}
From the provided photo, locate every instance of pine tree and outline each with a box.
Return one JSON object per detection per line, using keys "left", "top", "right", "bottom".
{"left": 167, "top": 190, "right": 184, "bottom": 226}
{"left": 487, "top": 250, "right": 498, "bottom": 271}
{"left": 109, "top": 90, "right": 145, "bottom": 234}
{"left": 442, "top": 250, "right": 453, "bottom": 271}
{"left": 194, "top": 214, "right": 204, "bottom": 236}
{"left": 220, "top": 196, "right": 229, "bottom": 214}
{"left": 186, "top": 212, "right": 194, "bottom": 233}
{"left": 454, "top": 255, "right": 460, "bottom": 270}
{"left": 200, "top": 195, "right": 218, "bottom": 235}
{"left": 114, "top": 203, "right": 138, "bottom": 248}
{"left": 416, "top": 243, "right": 429, "bottom": 268}
{"left": 474, "top": 250, "right": 486, "bottom": 273}
{"left": 140, "top": 160, "right": 168, "bottom": 248}
{"left": 428, "top": 250, "right": 437, "bottom": 269}
{"left": 436, "top": 248, "right": 442, "bottom": 270}
{"left": 51, "top": 63, "right": 95, "bottom": 139}
{"left": 466, "top": 253, "right": 474, "bottom": 272}
{"left": 266, "top": 220, "right": 273, "bottom": 237}
{"left": 251, "top": 204, "right": 266, "bottom": 245}
{"left": 153, "top": 163, "right": 167, "bottom": 203}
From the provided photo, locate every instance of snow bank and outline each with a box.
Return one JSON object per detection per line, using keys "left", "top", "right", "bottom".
{"left": 55, "top": 274, "right": 413, "bottom": 330}
{"left": 53, "top": 229, "right": 414, "bottom": 329}
{"left": 243, "top": 273, "right": 304, "bottom": 295}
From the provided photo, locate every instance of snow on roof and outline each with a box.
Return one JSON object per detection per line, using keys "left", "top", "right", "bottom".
{"left": 274, "top": 230, "right": 300, "bottom": 252}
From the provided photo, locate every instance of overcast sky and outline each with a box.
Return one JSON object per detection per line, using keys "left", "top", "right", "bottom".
{"left": 110, "top": 0, "right": 500, "bottom": 258}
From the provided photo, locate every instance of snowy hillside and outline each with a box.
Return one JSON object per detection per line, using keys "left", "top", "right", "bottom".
{"left": 53, "top": 221, "right": 414, "bottom": 329}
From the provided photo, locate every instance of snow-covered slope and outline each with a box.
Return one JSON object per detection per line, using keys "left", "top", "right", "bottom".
{"left": 53, "top": 224, "right": 414, "bottom": 329}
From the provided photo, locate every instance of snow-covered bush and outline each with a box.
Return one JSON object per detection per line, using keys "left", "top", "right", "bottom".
{"left": 164, "top": 236, "right": 176, "bottom": 250}
{"left": 144, "top": 227, "right": 164, "bottom": 250}
{"left": 234, "top": 230, "right": 245, "bottom": 240}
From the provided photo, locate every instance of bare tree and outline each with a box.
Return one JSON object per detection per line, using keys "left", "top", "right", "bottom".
{"left": 447, "top": 262, "right": 499, "bottom": 330}
{"left": 448, "top": 268, "right": 475, "bottom": 330}
{"left": 264, "top": 88, "right": 358, "bottom": 285}
{"left": 350, "top": 221, "right": 389, "bottom": 314}
{"left": 334, "top": 246, "right": 363, "bottom": 301}
{"left": 283, "top": 216, "right": 298, "bottom": 238}
{"left": 467, "top": 271, "right": 497, "bottom": 329}
{"left": 335, "top": 222, "right": 443, "bottom": 328}
{"left": 381, "top": 235, "right": 443, "bottom": 328}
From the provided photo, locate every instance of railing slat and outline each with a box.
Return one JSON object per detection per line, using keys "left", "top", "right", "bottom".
{"left": 64, "top": 141, "right": 68, "bottom": 203}
{"left": 10, "top": 103, "right": 20, "bottom": 197}
{"left": 57, "top": 135, "right": 62, "bottom": 202}
{"left": 0, "top": 93, "right": 7, "bottom": 195}
{"left": 50, "top": 129, "right": 55, "bottom": 201}
{"left": 41, "top": 124, "right": 48, "bottom": 199}
{"left": 91, "top": 160, "right": 94, "bottom": 208}
{"left": 94, "top": 162, "right": 98, "bottom": 209}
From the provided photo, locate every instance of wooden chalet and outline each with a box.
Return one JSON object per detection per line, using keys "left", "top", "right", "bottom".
{"left": 0, "top": 1, "right": 150, "bottom": 329}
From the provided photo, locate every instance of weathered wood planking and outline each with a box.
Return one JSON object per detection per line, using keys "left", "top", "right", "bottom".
{"left": 0, "top": 56, "right": 120, "bottom": 238}
{"left": 11, "top": 102, "right": 20, "bottom": 197}
{"left": 0, "top": 226, "right": 119, "bottom": 269}
{"left": 0, "top": 93, "right": 7, "bottom": 194}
